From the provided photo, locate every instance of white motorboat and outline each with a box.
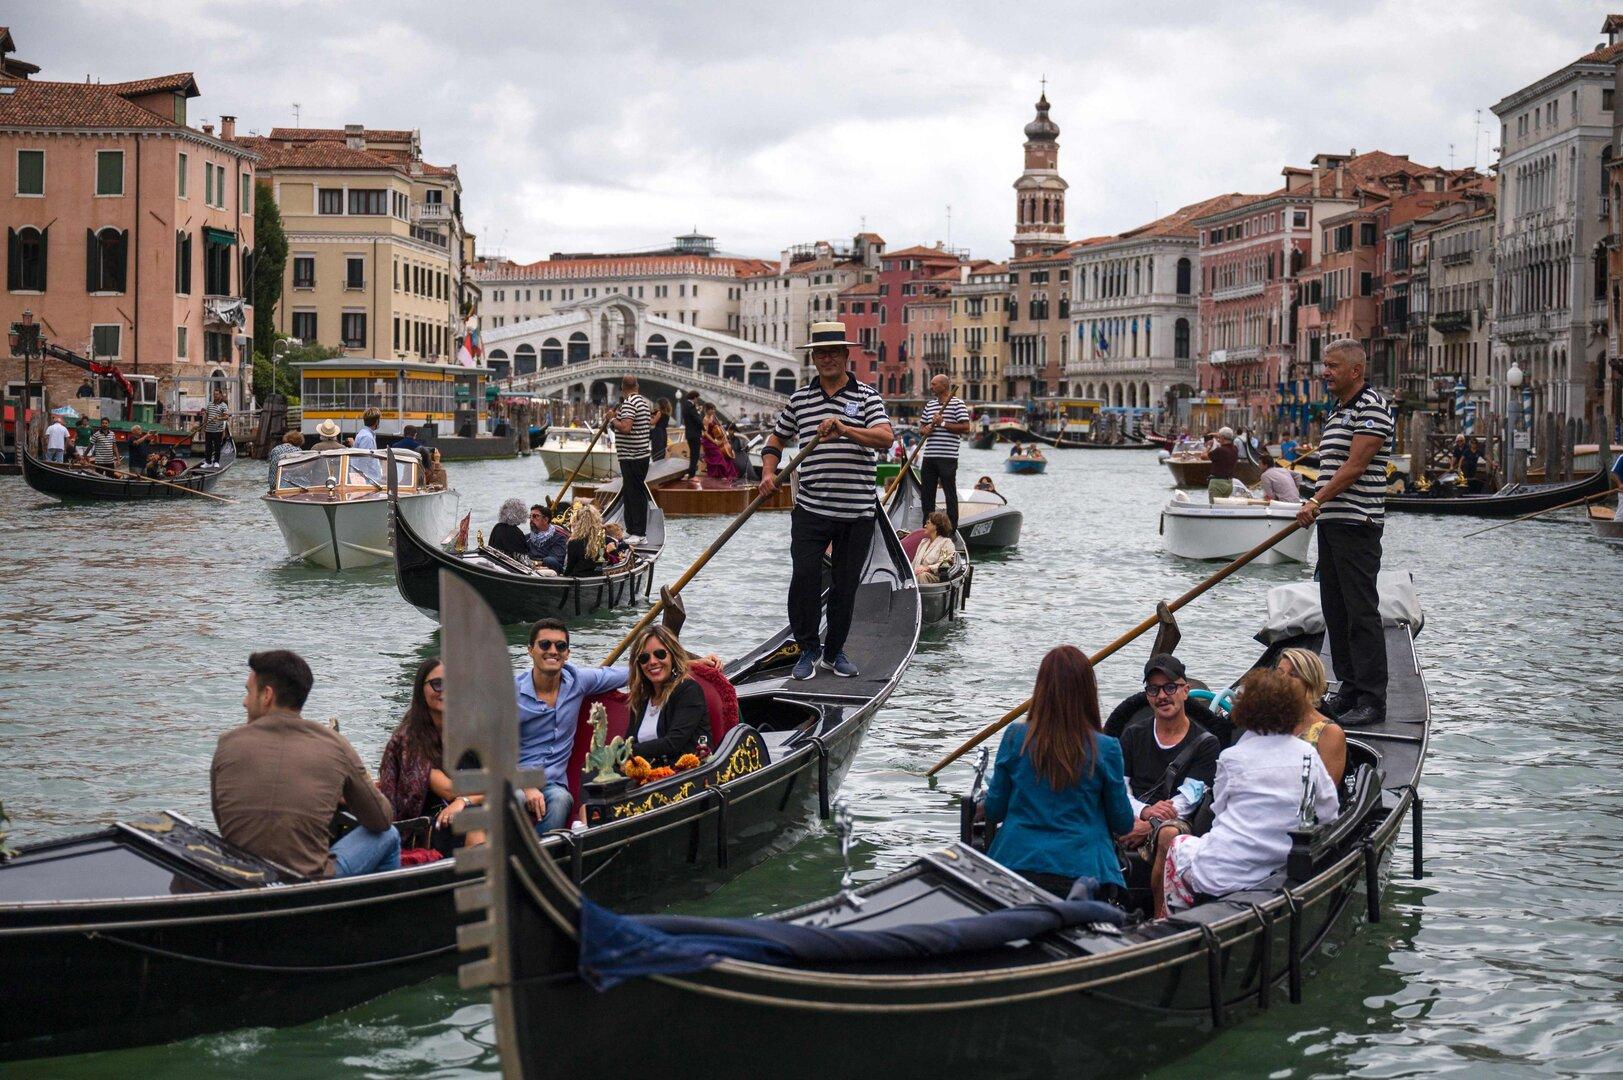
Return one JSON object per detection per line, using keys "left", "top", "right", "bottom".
{"left": 538, "top": 426, "right": 617, "bottom": 481}
{"left": 264, "top": 448, "right": 457, "bottom": 570}
{"left": 1160, "top": 491, "right": 1311, "bottom": 564}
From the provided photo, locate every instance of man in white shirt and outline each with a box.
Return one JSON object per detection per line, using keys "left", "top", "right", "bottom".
{"left": 44, "top": 416, "right": 69, "bottom": 463}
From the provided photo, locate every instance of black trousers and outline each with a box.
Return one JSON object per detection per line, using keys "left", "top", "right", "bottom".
{"left": 918, "top": 456, "right": 959, "bottom": 529}
{"left": 1316, "top": 520, "right": 1386, "bottom": 709}
{"left": 204, "top": 430, "right": 224, "bottom": 464}
{"left": 789, "top": 507, "right": 871, "bottom": 658}
{"left": 684, "top": 435, "right": 701, "bottom": 479}
{"left": 620, "top": 457, "right": 650, "bottom": 536}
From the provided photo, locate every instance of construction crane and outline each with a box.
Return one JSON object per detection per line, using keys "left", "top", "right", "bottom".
{"left": 9, "top": 318, "right": 137, "bottom": 418}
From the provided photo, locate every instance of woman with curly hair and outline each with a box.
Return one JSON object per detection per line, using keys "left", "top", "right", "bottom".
{"left": 911, "top": 511, "right": 958, "bottom": 584}
{"left": 625, "top": 625, "right": 714, "bottom": 767}
{"left": 489, "top": 498, "right": 530, "bottom": 559}
{"left": 378, "top": 657, "right": 484, "bottom": 852}
{"left": 1155, "top": 668, "right": 1339, "bottom": 916}
{"left": 564, "top": 500, "right": 607, "bottom": 576}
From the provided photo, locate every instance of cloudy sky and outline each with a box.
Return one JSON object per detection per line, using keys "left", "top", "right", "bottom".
{"left": 15, "top": 1, "right": 1616, "bottom": 262}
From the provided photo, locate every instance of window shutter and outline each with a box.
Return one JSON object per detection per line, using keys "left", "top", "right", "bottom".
{"left": 114, "top": 230, "right": 130, "bottom": 292}
{"left": 6, "top": 228, "right": 17, "bottom": 292}
{"left": 86, "top": 228, "right": 98, "bottom": 292}
{"left": 38, "top": 227, "right": 48, "bottom": 291}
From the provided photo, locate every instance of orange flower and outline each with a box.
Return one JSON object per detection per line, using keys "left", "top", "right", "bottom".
{"left": 673, "top": 753, "right": 701, "bottom": 772}
{"left": 640, "top": 766, "right": 675, "bottom": 785}
{"left": 622, "top": 755, "right": 651, "bottom": 781}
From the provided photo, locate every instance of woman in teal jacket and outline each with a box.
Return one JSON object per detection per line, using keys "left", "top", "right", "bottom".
{"left": 985, "top": 644, "right": 1135, "bottom": 901}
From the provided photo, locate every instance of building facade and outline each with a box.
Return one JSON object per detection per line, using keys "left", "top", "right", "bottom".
{"left": 903, "top": 275, "right": 953, "bottom": 391}
{"left": 244, "top": 125, "right": 467, "bottom": 365}
{"left": 1491, "top": 35, "right": 1617, "bottom": 429}
{"left": 739, "top": 235, "right": 880, "bottom": 364}
{"left": 948, "top": 261, "right": 1010, "bottom": 403}
{"left": 1, "top": 30, "right": 257, "bottom": 414}
{"left": 1606, "top": 17, "right": 1623, "bottom": 432}
{"left": 868, "top": 244, "right": 964, "bottom": 398}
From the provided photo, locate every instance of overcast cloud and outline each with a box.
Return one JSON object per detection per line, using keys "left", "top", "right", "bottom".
{"left": 13, "top": 1, "right": 1615, "bottom": 261}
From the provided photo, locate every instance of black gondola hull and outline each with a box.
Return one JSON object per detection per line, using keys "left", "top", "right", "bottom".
{"left": 1387, "top": 469, "right": 1609, "bottom": 517}
{"left": 20, "top": 438, "right": 234, "bottom": 501}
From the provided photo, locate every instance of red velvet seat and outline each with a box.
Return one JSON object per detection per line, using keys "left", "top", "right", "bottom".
{"left": 899, "top": 529, "right": 926, "bottom": 561}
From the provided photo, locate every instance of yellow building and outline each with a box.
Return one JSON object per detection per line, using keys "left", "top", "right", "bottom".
{"left": 241, "top": 126, "right": 468, "bottom": 362}
{"left": 949, "top": 260, "right": 1011, "bottom": 403}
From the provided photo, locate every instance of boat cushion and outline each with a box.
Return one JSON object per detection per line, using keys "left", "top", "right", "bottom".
{"left": 565, "top": 665, "right": 739, "bottom": 802}
{"left": 899, "top": 529, "right": 927, "bottom": 560}
{"left": 1256, "top": 571, "right": 1424, "bottom": 644}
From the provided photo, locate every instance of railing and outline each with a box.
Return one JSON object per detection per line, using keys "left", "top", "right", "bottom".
{"left": 1439, "top": 249, "right": 1475, "bottom": 266}
{"left": 409, "top": 224, "right": 449, "bottom": 250}
{"left": 1210, "top": 280, "right": 1265, "bottom": 302}
{"left": 413, "top": 202, "right": 451, "bottom": 222}
{"left": 504, "top": 354, "right": 791, "bottom": 411}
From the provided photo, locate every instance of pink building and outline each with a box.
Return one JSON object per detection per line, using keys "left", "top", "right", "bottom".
{"left": 0, "top": 29, "right": 257, "bottom": 418}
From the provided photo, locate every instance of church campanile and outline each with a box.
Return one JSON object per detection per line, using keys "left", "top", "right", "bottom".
{"left": 1011, "top": 89, "right": 1068, "bottom": 258}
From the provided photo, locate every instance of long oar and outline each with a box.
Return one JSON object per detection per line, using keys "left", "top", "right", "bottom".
{"left": 925, "top": 519, "right": 1307, "bottom": 777}
{"left": 1461, "top": 483, "right": 1617, "bottom": 538}
{"left": 104, "top": 464, "right": 235, "bottom": 503}
{"left": 548, "top": 414, "right": 613, "bottom": 514}
{"left": 600, "top": 434, "right": 824, "bottom": 667}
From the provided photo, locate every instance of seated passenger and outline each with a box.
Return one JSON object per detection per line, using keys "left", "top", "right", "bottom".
{"left": 488, "top": 498, "right": 531, "bottom": 560}
{"left": 144, "top": 451, "right": 167, "bottom": 479}
{"left": 974, "top": 475, "right": 998, "bottom": 493}
{"left": 603, "top": 522, "right": 629, "bottom": 566}
{"left": 1156, "top": 668, "right": 1339, "bottom": 916}
{"left": 378, "top": 657, "right": 484, "bottom": 852}
{"left": 1110, "top": 655, "right": 1223, "bottom": 882}
{"left": 526, "top": 503, "right": 568, "bottom": 573}
{"left": 211, "top": 650, "right": 400, "bottom": 879}
{"left": 565, "top": 501, "right": 608, "bottom": 576}
{"left": 911, "top": 511, "right": 957, "bottom": 584}
{"left": 423, "top": 447, "right": 448, "bottom": 489}
{"left": 626, "top": 625, "right": 714, "bottom": 768}
{"left": 984, "top": 645, "right": 1135, "bottom": 901}
{"left": 1276, "top": 647, "right": 1347, "bottom": 786}
{"left": 1257, "top": 451, "right": 1301, "bottom": 503}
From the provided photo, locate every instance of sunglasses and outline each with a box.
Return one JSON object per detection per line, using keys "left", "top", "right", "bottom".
{"left": 1145, "top": 681, "right": 1185, "bottom": 698}
{"left": 638, "top": 648, "right": 670, "bottom": 664}
{"left": 426, "top": 677, "right": 444, "bottom": 692}
{"left": 531, "top": 639, "right": 570, "bottom": 652}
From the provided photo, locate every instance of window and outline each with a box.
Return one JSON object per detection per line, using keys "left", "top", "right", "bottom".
{"left": 174, "top": 230, "right": 192, "bottom": 293}
{"left": 86, "top": 227, "right": 127, "bottom": 292}
{"left": 95, "top": 150, "right": 124, "bottom": 196}
{"left": 7, "top": 226, "right": 46, "bottom": 291}
{"left": 176, "top": 326, "right": 188, "bottom": 358}
{"left": 292, "top": 255, "right": 315, "bottom": 288}
{"left": 175, "top": 151, "right": 188, "bottom": 198}
{"left": 16, "top": 149, "right": 43, "bottom": 196}
{"left": 345, "top": 256, "right": 364, "bottom": 290}
{"left": 204, "top": 330, "right": 230, "bottom": 364}
{"left": 1359, "top": 271, "right": 1373, "bottom": 297}
{"left": 1606, "top": 89, "right": 1616, "bottom": 112}
{"left": 1174, "top": 317, "right": 1190, "bottom": 359}
{"left": 204, "top": 233, "right": 231, "bottom": 295}
{"left": 1293, "top": 210, "right": 1307, "bottom": 228}
{"left": 1359, "top": 222, "right": 1376, "bottom": 246}
{"left": 1175, "top": 257, "right": 1192, "bottom": 295}
{"left": 347, "top": 189, "right": 386, "bottom": 215}
{"left": 291, "top": 311, "right": 317, "bottom": 341}
{"left": 91, "top": 324, "right": 121, "bottom": 358}
{"left": 341, "top": 312, "right": 367, "bottom": 348}
{"left": 242, "top": 173, "right": 252, "bottom": 212}
{"left": 318, "top": 188, "right": 344, "bottom": 214}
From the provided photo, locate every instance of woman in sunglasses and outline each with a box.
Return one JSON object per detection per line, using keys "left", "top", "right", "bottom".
{"left": 625, "top": 626, "right": 713, "bottom": 767}
{"left": 379, "top": 656, "right": 483, "bottom": 853}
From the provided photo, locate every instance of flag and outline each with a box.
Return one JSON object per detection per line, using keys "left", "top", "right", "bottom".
{"left": 457, "top": 315, "right": 482, "bottom": 367}
{"left": 1096, "top": 324, "right": 1110, "bottom": 357}
{"left": 446, "top": 512, "right": 471, "bottom": 552}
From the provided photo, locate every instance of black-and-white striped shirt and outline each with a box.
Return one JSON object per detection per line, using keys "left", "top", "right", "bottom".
{"left": 89, "top": 429, "right": 119, "bottom": 465}
{"left": 615, "top": 394, "right": 651, "bottom": 461}
{"left": 204, "top": 401, "right": 229, "bottom": 433}
{"left": 772, "top": 375, "right": 890, "bottom": 519}
{"left": 919, "top": 395, "right": 970, "bottom": 460}
{"left": 1315, "top": 383, "right": 1393, "bottom": 525}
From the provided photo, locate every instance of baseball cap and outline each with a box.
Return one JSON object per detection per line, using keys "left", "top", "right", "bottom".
{"left": 1143, "top": 654, "right": 1187, "bottom": 682}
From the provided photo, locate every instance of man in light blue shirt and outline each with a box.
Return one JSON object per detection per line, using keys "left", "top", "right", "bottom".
{"left": 352, "top": 406, "right": 382, "bottom": 482}
{"left": 514, "top": 617, "right": 628, "bottom": 832}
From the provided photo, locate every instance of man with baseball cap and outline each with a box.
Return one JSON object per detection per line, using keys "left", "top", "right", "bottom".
{"left": 1208, "top": 427, "right": 1239, "bottom": 500}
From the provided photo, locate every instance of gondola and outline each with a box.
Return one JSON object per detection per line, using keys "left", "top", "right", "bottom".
{"left": 970, "top": 429, "right": 997, "bottom": 450}
{"left": 20, "top": 427, "right": 234, "bottom": 501}
{"left": 389, "top": 480, "right": 664, "bottom": 622}
{"left": 1026, "top": 431, "right": 1157, "bottom": 451}
{"left": 1590, "top": 500, "right": 1623, "bottom": 544}
{"left": 1386, "top": 468, "right": 1610, "bottom": 517}
{"left": 0, "top": 496, "right": 921, "bottom": 1063}
{"left": 462, "top": 582, "right": 1430, "bottom": 1080}
{"left": 885, "top": 465, "right": 971, "bottom": 626}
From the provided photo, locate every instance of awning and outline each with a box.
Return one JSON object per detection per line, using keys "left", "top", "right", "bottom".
{"left": 203, "top": 226, "right": 237, "bottom": 247}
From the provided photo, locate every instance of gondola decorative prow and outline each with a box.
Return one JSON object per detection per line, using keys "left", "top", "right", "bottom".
{"left": 1149, "top": 600, "right": 1180, "bottom": 658}
{"left": 832, "top": 796, "right": 864, "bottom": 911}
{"left": 658, "top": 585, "right": 687, "bottom": 636}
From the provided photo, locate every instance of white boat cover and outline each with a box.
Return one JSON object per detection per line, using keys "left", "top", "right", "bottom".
{"left": 1257, "top": 571, "right": 1423, "bottom": 643}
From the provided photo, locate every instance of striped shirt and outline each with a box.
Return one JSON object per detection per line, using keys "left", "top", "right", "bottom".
{"left": 1315, "top": 383, "right": 1393, "bottom": 525}
{"left": 204, "top": 401, "right": 230, "bottom": 433}
{"left": 615, "top": 394, "right": 652, "bottom": 461}
{"left": 772, "top": 375, "right": 890, "bottom": 519}
{"left": 919, "top": 395, "right": 970, "bottom": 460}
{"left": 89, "top": 430, "right": 119, "bottom": 466}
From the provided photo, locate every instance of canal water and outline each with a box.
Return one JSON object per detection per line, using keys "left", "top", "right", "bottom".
{"left": 1, "top": 447, "right": 1618, "bottom": 1078}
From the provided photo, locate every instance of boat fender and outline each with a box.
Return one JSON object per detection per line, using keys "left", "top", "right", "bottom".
{"left": 1188, "top": 688, "right": 1235, "bottom": 716}
{"left": 710, "top": 786, "right": 731, "bottom": 869}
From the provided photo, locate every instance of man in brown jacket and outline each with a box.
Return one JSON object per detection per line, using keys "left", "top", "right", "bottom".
{"left": 211, "top": 650, "right": 399, "bottom": 879}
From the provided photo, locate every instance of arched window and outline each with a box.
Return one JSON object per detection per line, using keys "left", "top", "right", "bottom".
{"left": 672, "top": 340, "right": 694, "bottom": 368}
{"left": 541, "top": 338, "right": 563, "bottom": 368}
{"left": 486, "top": 349, "right": 510, "bottom": 380}
{"left": 773, "top": 368, "right": 798, "bottom": 395}
{"left": 7, "top": 226, "right": 47, "bottom": 291}
{"left": 1141, "top": 382, "right": 1151, "bottom": 408}
{"left": 513, "top": 343, "right": 537, "bottom": 375}
{"left": 567, "top": 331, "right": 589, "bottom": 363}
{"left": 1176, "top": 257, "right": 1192, "bottom": 295}
{"left": 88, "top": 226, "right": 127, "bottom": 293}
{"left": 1174, "top": 318, "right": 1191, "bottom": 360}
{"left": 646, "top": 333, "right": 668, "bottom": 360}
{"left": 723, "top": 353, "right": 745, "bottom": 382}
{"left": 699, "top": 347, "right": 719, "bottom": 376}
{"left": 747, "top": 360, "right": 770, "bottom": 387}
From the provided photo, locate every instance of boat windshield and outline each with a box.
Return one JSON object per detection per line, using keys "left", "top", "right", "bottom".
{"left": 273, "top": 453, "right": 417, "bottom": 494}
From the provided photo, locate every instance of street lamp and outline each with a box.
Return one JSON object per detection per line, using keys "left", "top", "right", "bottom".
{"left": 271, "top": 336, "right": 301, "bottom": 406}
{"left": 1505, "top": 360, "right": 1524, "bottom": 482}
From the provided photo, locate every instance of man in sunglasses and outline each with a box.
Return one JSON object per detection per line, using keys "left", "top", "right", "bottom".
{"left": 1112, "top": 655, "right": 1222, "bottom": 871}
{"left": 513, "top": 618, "right": 628, "bottom": 832}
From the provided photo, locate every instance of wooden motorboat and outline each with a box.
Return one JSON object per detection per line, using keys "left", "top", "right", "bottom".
{"left": 1161, "top": 492, "right": 1311, "bottom": 564}
{"left": 20, "top": 421, "right": 235, "bottom": 502}
{"left": 954, "top": 484, "right": 1023, "bottom": 550}
{"left": 1004, "top": 455, "right": 1047, "bottom": 475}
{"left": 1588, "top": 500, "right": 1623, "bottom": 544}
{"left": 885, "top": 465, "right": 971, "bottom": 626}
{"left": 576, "top": 458, "right": 792, "bottom": 517}
{"left": 459, "top": 595, "right": 1431, "bottom": 1080}
{"left": 1161, "top": 439, "right": 1264, "bottom": 489}
{"left": 538, "top": 425, "right": 618, "bottom": 481}
{"left": 1386, "top": 469, "right": 1610, "bottom": 518}
{"left": 263, "top": 448, "right": 457, "bottom": 570}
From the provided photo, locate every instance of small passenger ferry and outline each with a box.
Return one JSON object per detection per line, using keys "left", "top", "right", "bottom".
{"left": 294, "top": 359, "right": 527, "bottom": 460}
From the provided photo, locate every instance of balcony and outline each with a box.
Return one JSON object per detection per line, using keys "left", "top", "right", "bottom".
{"left": 1439, "top": 249, "right": 1475, "bottom": 267}
{"left": 413, "top": 202, "right": 452, "bottom": 222}
{"left": 203, "top": 296, "right": 248, "bottom": 329}
{"left": 1211, "top": 280, "right": 1265, "bottom": 302}
{"left": 1432, "top": 310, "right": 1471, "bottom": 334}
{"left": 1207, "top": 345, "right": 1260, "bottom": 367}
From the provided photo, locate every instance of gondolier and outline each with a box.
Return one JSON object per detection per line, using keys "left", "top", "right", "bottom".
{"left": 918, "top": 374, "right": 971, "bottom": 529}
{"left": 682, "top": 390, "right": 703, "bottom": 480}
{"left": 201, "top": 389, "right": 230, "bottom": 468}
{"left": 611, "top": 375, "right": 652, "bottom": 538}
{"left": 759, "top": 321, "right": 895, "bottom": 680}
{"left": 1295, "top": 339, "right": 1393, "bottom": 727}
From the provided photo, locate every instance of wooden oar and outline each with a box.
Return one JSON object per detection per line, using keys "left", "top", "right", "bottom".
{"left": 1461, "top": 484, "right": 1618, "bottom": 538}
{"left": 925, "top": 519, "right": 1307, "bottom": 777}
{"left": 548, "top": 415, "right": 613, "bottom": 514}
{"left": 104, "top": 464, "right": 235, "bottom": 503}
{"left": 600, "top": 434, "right": 824, "bottom": 667}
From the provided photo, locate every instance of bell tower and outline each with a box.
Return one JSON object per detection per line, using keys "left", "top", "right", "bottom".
{"left": 1012, "top": 87, "right": 1068, "bottom": 258}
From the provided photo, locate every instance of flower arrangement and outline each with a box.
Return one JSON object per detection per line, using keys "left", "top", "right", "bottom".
{"left": 622, "top": 755, "right": 651, "bottom": 783}
{"left": 643, "top": 766, "right": 675, "bottom": 784}
{"left": 673, "top": 753, "right": 701, "bottom": 772}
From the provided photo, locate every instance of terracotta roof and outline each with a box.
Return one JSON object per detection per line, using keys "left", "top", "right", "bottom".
{"left": 474, "top": 254, "right": 774, "bottom": 281}
{"left": 420, "top": 161, "right": 458, "bottom": 179}
{"left": 237, "top": 135, "right": 403, "bottom": 172}
{"left": 883, "top": 244, "right": 963, "bottom": 261}
{"left": 1577, "top": 40, "right": 1623, "bottom": 64}
{"left": 841, "top": 280, "right": 884, "bottom": 296}
{"left": 266, "top": 126, "right": 415, "bottom": 143}
{"left": 1118, "top": 193, "right": 1263, "bottom": 240}
{"left": 0, "top": 75, "right": 192, "bottom": 130}
{"left": 104, "top": 73, "right": 199, "bottom": 98}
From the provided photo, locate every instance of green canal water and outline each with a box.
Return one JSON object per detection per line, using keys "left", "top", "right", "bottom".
{"left": 1, "top": 448, "right": 1618, "bottom": 1078}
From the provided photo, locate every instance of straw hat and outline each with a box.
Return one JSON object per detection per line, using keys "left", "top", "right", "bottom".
{"left": 797, "top": 321, "right": 861, "bottom": 350}
{"left": 316, "top": 419, "right": 341, "bottom": 439}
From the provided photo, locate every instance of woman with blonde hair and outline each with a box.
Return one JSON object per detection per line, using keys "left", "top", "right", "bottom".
{"left": 1276, "top": 647, "right": 1347, "bottom": 785}
{"left": 625, "top": 625, "right": 712, "bottom": 767}
{"left": 564, "top": 500, "right": 607, "bottom": 576}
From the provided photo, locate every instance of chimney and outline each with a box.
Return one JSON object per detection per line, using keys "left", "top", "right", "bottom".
{"left": 344, "top": 122, "right": 364, "bottom": 150}
{"left": 202, "top": 122, "right": 214, "bottom": 136}
{"left": 220, "top": 115, "right": 236, "bottom": 140}
{"left": 1335, "top": 162, "right": 1346, "bottom": 196}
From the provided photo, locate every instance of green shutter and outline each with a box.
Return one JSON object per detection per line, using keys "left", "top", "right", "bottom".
{"left": 17, "top": 151, "right": 43, "bottom": 196}
{"left": 86, "top": 228, "right": 98, "bottom": 291}
{"left": 96, "top": 151, "right": 122, "bottom": 196}
{"left": 6, "top": 228, "right": 17, "bottom": 291}
{"left": 37, "top": 226, "right": 47, "bottom": 291}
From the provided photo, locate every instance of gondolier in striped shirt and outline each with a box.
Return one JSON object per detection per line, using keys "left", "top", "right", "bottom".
{"left": 759, "top": 321, "right": 895, "bottom": 681}
{"left": 88, "top": 417, "right": 119, "bottom": 476}
{"left": 611, "top": 375, "right": 653, "bottom": 539}
{"left": 917, "top": 374, "right": 972, "bottom": 529}
{"left": 1295, "top": 340, "right": 1394, "bottom": 728}
{"left": 200, "top": 389, "right": 230, "bottom": 467}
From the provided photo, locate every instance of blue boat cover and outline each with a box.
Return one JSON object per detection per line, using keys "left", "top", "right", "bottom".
{"left": 577, "top": 894, "right": 1125, "bottom": 991}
